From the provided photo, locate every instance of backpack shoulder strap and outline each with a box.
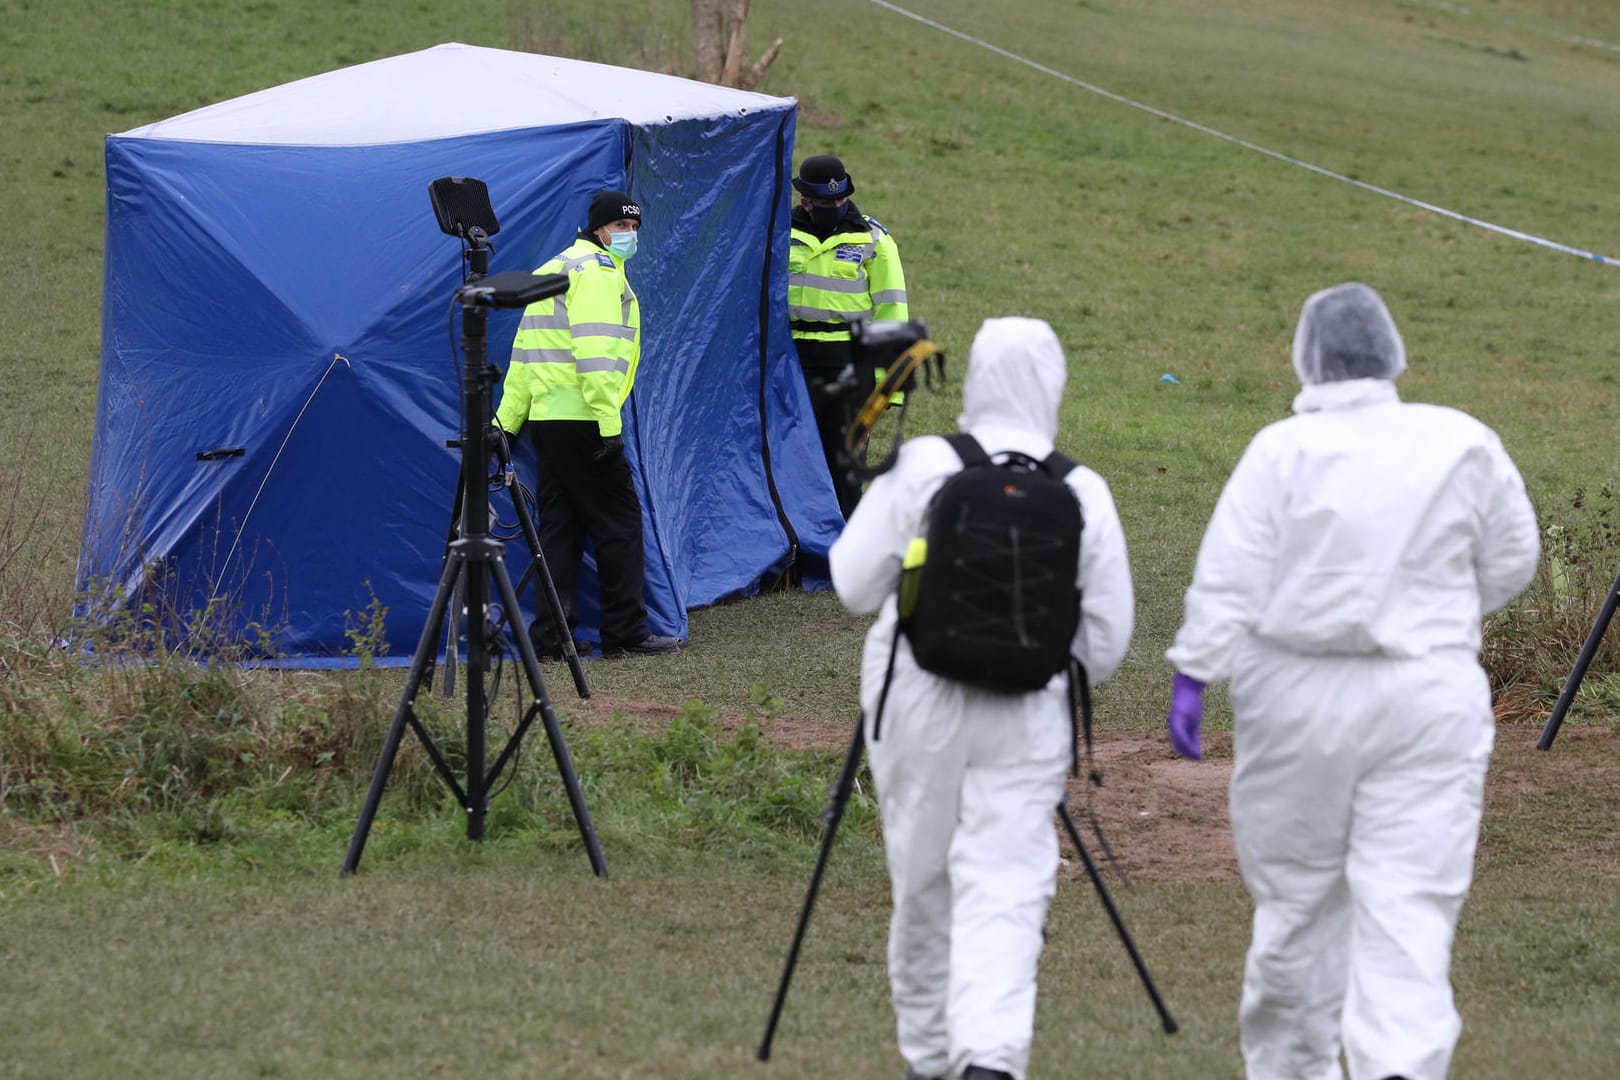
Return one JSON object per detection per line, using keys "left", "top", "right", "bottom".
{"left": 943, "top": 432, "right": 990, "bottom": 468}
{"left": 1042, "top": 449, "right": 1085, "bottom": 533}
{"left": 1041, "top": 448, "right": 1078, "bottom": 478}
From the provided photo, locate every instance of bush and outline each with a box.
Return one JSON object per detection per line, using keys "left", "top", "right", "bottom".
{"left": 0, "top": 646, "right": 384, "bottom": 831}
{"left": 1483, "top": 483, "right": 1620, "bottom": 723}
{"left": 0, "top": 635, "right": 875, "bottom": 881}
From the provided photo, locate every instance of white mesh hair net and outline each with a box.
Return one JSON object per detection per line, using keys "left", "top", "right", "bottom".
{"left": 1291, "top": 282, "right": 1407, "bottom": 385}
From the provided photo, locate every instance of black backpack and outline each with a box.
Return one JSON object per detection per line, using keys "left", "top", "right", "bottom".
{"left": 896, "top": 433, "right": 1084, "bottom": 694}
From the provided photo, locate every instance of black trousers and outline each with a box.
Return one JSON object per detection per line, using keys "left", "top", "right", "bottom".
{"left": 794, "top": 339, "right": 863, "bottom": 519}
{"left": 529, "top": 420, "right": 649, "bottom": 649}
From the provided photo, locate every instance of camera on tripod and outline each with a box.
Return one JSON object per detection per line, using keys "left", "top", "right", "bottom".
{"left": 820, "top": 318, "right": 939, "bottom": 401}
{"left": 835, "top": 319, "right": 947, "bottom": 482}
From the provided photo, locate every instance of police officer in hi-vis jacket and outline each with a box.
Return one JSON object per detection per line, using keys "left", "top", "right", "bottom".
{"left": 786, "top": 154, "right": 909, "bottom": 518}
{"left": 496, "top": 190, "right": 681, "bottom": 659}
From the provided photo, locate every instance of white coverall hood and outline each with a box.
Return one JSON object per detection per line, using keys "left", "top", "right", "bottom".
{"left": 1291, "top": 282, "right": 1407, "bottom": 386}
{"left": 958, "top": 317, "right": 1067, "bottom": 441}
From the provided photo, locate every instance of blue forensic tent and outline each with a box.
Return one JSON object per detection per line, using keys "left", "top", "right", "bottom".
{"left": 80, "top": 42, "right": 842, "bottom": 662}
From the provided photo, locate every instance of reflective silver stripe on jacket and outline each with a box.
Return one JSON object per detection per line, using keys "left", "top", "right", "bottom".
{"left": 572, "top": 322, "right": 637, "bottom": 340}
{"left": 519, "top": 308, "right": 569, "bottom": 331}
{"left": 788, "top": 305, "right": 846, "bottom": 323}
{"left": 510, "top": 346, "right": 575, "bottom": 364}
{"left": 789, "top": 305, "right": 872, "bottom": 323}
{"left": 870, "top": 289, "right": 908, "bottom": 306}
{"left": 576, "top": 357, "right": 631, "bottom": 375}
{"left": 560, "top": 252, "right": 607, "bottom": 272}
{"left": 787, "top": 271, "right": 869, "bottom": 293}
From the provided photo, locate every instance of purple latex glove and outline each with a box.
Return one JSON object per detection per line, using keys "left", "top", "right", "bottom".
{"left": 1167, "top": 672, "right": 1205, "bottom": 761}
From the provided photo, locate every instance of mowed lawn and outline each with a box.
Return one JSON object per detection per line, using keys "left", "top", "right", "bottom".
{"left": 3, "top": 0, "right": 1620, "bottom": 1076}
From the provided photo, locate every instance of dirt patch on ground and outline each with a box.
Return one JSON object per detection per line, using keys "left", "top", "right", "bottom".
{"left": 563, "top": 693, "right": 692, "bottom": 733}
{"left": 1060, "top": 732, "right": 1240, "bottom": 885}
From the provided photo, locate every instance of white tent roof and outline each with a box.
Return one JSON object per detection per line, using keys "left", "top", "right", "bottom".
{"left": 119, "top": 42, "right": 794, "bottom": 145}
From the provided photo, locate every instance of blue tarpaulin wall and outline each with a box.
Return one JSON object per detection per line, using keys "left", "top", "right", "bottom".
{"left": 79, "top": 44, "right": 842, "bottom": 664}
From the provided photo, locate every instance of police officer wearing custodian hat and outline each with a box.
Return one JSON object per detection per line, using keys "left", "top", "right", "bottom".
{"left": 786, "top": 154, "right": 910, "bottom": 518}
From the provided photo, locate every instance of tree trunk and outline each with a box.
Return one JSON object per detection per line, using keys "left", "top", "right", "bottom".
{"left": 693, "top": 0, "right": 782, "bottom": 89}
{"left": 692, "top": 0, "right": 725, "bottom": 83}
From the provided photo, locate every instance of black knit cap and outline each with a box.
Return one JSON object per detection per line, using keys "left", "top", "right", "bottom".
{"left": 587, "top": 190, "right": 641, "bottom": 232}
{"left": 792, "top": 155, "right": 854, "bottom": 198}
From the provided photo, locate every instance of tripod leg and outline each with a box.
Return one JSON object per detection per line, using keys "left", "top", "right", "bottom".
{"left": 507, "top": 479, "right": 590, "bottom": 699}
{"left": 342, "top": 551, "right": 464, "bottom": 876}
{"left": 1538, "top": 566, "right": 1620, "bottom": 750}
{"left": 439, "top": 466, "right": 468, "bottom": 699}
{"left": 1056, "top": 802, "right": 1178, "bottom": 1034}
{"left": 489, "top": 555, "right": 608, "bottom": 876}
{"left": 757, "top": 713, "right": 866, "bottom": 1061}
{"left": 440, "top": 575, "right": 462, "bottom": 699}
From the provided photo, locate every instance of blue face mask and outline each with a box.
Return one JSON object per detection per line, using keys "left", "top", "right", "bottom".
{"left": 608, "top": 230, "right": 638, "bottom": 260}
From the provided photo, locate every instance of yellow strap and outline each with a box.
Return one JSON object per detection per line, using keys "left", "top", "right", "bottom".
{"left": 844, "top": 339, "right": 940, "bottom": 458}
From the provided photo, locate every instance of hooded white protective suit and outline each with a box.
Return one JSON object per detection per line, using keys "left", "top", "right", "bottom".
{"left": 831, "top": 317, "right": 1134, "bottom": 1080}
{"left": 1167, "top": 284, "right": 1540, "bottom": 1080}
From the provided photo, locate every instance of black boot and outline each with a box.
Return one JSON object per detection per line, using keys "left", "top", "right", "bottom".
{"left": 602, "top": 633, "right": 682, "bottom": 657}
{"left": 962, "top": 1068, "right": 1014, "bottom": 1080}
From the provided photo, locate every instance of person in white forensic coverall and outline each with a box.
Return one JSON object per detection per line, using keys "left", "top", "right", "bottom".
{"left": 831, "top": 317, "right": 1134, "bottom": 1080}
{"left": 1164, "top": 283, "right": 1541, "bottom": 1080}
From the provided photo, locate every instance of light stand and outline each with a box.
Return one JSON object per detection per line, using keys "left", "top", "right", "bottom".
{"left": 341, "top": 179, "right": 606, "bottom": 876}
{"left": 1537, "top": 566, "right": 1620, "bottom": 750}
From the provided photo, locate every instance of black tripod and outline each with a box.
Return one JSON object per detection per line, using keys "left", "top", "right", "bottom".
{"left": 342, "top": 178, "right": 606, "bottom": 876}
{"left": 437, "top": 429, "right": 591, "bottom": 704}
{"left": 1538, "top": 566, "right": 1620, "bottom": 750}
{"left": 756, "top": 713, "right": 1177, "bottom": 1061}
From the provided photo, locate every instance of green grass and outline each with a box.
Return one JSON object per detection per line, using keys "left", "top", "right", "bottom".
{"left": 1, "top": 851, "right": 1616, "bottom": 1077}
{"left": 4, "top": 0, "right": 1620, "bottom": 1074}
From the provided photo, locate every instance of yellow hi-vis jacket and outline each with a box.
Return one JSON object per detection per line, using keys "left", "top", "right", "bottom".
{"left": 787, "top": 217, "right": 908, "bottom": 343}
{"left": 496, "top": 237, "right": 641, "bottom": 438}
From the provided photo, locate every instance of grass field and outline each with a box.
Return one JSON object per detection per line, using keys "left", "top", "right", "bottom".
{"left": 3, "top": 0, "right": 1620, "bottom": 1075}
